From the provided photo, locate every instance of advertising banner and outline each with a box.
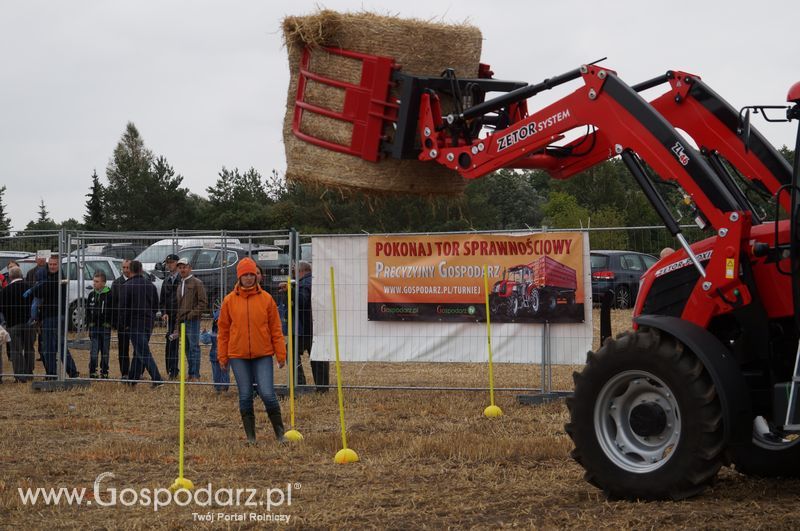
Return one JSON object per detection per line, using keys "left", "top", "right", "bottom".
{"left": 368, "top": 232, "right": 584, "bottom": 323}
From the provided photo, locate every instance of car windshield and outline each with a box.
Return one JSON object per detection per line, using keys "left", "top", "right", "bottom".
{"left": 590, "top": 254, "right": 609, "bottom": 269}
{"left": 136, "top": 245, "right": 178, "bottom": 263}
{"left": 2, "top": 261, "right": 36, "bottom": 277}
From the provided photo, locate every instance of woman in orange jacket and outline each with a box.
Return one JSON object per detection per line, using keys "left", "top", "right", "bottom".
{"left": 217, "top": 257, "right": 287, "bottom": 443}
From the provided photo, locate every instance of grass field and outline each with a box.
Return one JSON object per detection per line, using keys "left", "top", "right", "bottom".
{"left": 1, "top": 310, "right": 798, "bottom": 528}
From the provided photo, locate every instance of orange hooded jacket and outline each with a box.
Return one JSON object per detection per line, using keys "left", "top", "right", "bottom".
{"left": 217, "top": 283, "right": 286, "bottom": 367}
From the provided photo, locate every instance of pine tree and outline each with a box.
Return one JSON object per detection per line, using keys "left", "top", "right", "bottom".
{"left": 84, "top": 170, "right": 105, "bottom": 230}
{"left": 23, "top": 199, "right": 58, "bottom": 231}
{"left": 37, "top": 199, "right": 51, "bottom": 224}
{"left": 104, "top": 122, "right": 195, "bottom": 230}
{"left": 0, "top": 185, "right": 11, "bottom": 237}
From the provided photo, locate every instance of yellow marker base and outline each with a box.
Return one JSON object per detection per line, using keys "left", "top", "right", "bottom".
{"left": 285, "top": 429, "right": 304, "bottom": 442}
{"left": 483, "top": 405, "right": 504, "bottom": 418}
{"left": 334, "top": 448, "right": 359, "bottom": 464}
{"left": 169, "top": 477, "right": 194, "bottom": 492}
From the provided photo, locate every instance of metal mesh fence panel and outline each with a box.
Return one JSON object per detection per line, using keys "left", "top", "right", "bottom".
{"left": 0, "top": 230, "right": 293, "bottom": 387}
{"left": 0, "top": 224, "right": 709, "bottom": 395}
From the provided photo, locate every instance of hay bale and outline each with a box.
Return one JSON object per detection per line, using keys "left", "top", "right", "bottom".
{"left": 282, "top": 10, "right": 482, "bottom": 195}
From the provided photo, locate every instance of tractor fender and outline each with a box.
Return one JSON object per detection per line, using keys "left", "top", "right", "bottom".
{"left": 634, "top": 314, "right": 752, "bottom": 447}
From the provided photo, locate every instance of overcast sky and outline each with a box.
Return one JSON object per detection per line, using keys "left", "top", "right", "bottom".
{"left": 1, "top": 0, "right": 796, "bottom": 231}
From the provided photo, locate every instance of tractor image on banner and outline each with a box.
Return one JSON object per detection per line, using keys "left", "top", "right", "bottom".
{"left": 367, "top": 232, "right": 584, "bottom": 323}
{"left": 490, "top": 255, "right": 577, "bottom": 320}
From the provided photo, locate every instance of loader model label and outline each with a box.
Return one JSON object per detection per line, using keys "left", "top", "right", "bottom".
{"left": 671, "top": 142, "right": 690, "bottom": 166}
{"left": 496, "top": 109, "right": 571, "bottom": 152}
{"left": 654, "top": 250, "right": 712, "bottom": 277}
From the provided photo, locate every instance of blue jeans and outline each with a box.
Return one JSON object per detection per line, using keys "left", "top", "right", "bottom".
{"left": 128, "top": 328, "right": 163, "bottom": 383}
{"left": 183, "top": 319, "right": 201, "bottom": 379}
{"left": 89, "top": 326, "right": 111, "bottom": 376}
{"left": 209, "top": 339, "right": 230, "bottom": 392}
{"left": 41, "top": 316, "right": 78, "bottom": 377}
{"left": 229, "top": 356, "right": 279, "bottom": 413}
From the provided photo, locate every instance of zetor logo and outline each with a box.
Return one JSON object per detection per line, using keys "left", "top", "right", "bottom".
{"left": 496, "top": 109, "right": 571, "bottom": 152}
{"left": 671, "top": 142, "right": 690, "bottom": 166}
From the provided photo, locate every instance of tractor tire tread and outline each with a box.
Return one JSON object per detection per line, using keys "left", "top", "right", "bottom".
{"left": 565, "top": 327, "right": 725, "bottom": 500}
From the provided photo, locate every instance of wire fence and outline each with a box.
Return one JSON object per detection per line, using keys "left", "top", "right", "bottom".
{"left": 0, "top": 224, "right": 700, "bottom": 394}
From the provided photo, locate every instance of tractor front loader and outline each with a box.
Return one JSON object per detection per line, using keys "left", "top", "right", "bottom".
{"left": 290, "top": 45, "right": 800, "bottom": 499}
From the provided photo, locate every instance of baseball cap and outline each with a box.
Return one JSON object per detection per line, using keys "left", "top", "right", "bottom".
{"left": 165, "top": 254, "right": 179, "bottom": 262}
{"left": 177, "top": 257, "right": 190, "bottom": 265}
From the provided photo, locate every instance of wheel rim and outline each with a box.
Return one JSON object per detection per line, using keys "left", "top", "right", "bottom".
{"left": 531, "top": 290, "right": 540, "bottom": 313}
{"left": 72, "top": 305, "right": 84, "bottom": 329}
{"left": 751, "top": 418, "right": 800, "bottom": 451}
{"left": 593, "top": 369, "right": 681, "bottom": 473}
{"left": 617, "top": 287, "right": 630, "bottom": 309}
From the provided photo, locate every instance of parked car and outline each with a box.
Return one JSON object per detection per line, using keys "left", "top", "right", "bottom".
{"left": 135, "top": 238, "right": 242, "bottom": 273}
{"left": 159, "top": 244, "right": 290, "bottom": 311}
{"left": 1, "top": 256, "right": 162, "bottom": 330}
{"left": 70, "top": 242, "right": 146, "bottom": 261}
{"left": 590, "top": 250, "right": 658, "bottom": 309}
{"left": 0, "top": 251, "right": 33, "bottom": 279}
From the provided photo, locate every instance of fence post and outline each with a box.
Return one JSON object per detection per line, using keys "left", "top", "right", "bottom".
{"left": 58, "top": 229, "right": 67, "bottom": 382}
{"left": 600, "top": 289, "right": 614, "bottom": 346}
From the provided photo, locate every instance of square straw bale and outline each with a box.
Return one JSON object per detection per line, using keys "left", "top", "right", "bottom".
{"left": 282, "top": 10, "right": 483, "bottom": 195}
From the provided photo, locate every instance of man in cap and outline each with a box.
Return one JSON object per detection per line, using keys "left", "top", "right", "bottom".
{"left": 160, "top": 253, "right": 181, "bottom": 379}
{"left": 175, "top": 257, "right": 207, "bottom": 381}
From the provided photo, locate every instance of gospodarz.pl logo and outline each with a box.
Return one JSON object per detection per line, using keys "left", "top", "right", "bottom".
{"left": 18, "top": 471, "right": 298, "bottom": 522}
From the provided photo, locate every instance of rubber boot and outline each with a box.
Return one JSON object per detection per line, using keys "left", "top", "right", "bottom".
{"left": 241, "top": 410, "right": 257, "bottom": 444}
{"left": 267, "top": 408, "right": 287, "bottom": 443}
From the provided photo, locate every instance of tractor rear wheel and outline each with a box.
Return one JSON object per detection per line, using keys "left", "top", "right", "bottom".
{"left": 566, "top": 328, "right": 725, "bottom": 500}
{"left": 731, "top": 425, "right": 800, "bottom": 477}
{"left": 530, "top": 288, "right": 542, "bottom": 316}
{"left": 489, "top": 295, "right": 501, "bottom": 316}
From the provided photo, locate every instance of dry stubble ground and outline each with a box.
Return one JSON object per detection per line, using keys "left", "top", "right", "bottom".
{"left": 0, "top": 310, "right": 798, "bottom": 529}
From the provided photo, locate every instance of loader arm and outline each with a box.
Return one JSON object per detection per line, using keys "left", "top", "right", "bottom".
{"left": 475, "top": 70, "right": 793, "bottom": 214}
{"left": 413, "top": 65, "right": 759, "bottom": 329}
{"left": 643, "top": 71, "right": 793, "bottom": 213}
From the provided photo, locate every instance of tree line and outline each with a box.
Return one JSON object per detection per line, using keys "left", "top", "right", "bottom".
{"left": 0, "top": 122, "right": 794, "bottom": 250}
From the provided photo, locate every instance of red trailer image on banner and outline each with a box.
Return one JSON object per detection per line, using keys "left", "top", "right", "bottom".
{"left": 368, "top": 233, "right": 584, "bottom": 323}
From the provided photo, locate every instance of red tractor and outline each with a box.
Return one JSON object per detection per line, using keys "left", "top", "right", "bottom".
{"left": 490, "top": 263, "right": 532, "bottom": 317}
{"left": 291, "top": 46, "right": 800, "bottom": 499}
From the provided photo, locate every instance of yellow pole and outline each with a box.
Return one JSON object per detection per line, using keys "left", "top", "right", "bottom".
{"left": 178, "top": 323, "right": 186, "bottom": 477}
{"left": 483, "top": 266, "right": 503, "bottom": 417}
{"left": 170, "top": 323, "right": 194, "bottom": 490}
{"left": 287, "top": 274, "right": 296, "bottom": 428}
{"left": 283, "top": 274, "right": 303, "bottom": 442}
{"left": 331, "top": 266, "right": 358, "bottom": 463}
